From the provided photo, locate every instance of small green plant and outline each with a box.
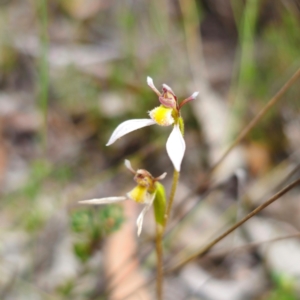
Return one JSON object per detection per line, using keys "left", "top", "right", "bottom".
{"left": 267, "top": 273, "right": 297, "bottom": 300}
{"left": 71, "top": 206, "right": 124, "bottom": 262}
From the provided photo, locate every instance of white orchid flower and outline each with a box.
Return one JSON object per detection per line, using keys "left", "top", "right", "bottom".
{"left": 79, "top": 160, "right": 167, "bottom": 236}
{"left": 106, "top": 77, "right": 199, "bottom": 172}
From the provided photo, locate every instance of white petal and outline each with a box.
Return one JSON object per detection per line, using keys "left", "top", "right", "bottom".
{"left": 147, "top": 76, "right": 161, "bottom": 96}
{"left": 124, "top": 159, "right": 136, "bottom": 174}
{"left": 155, "top": 172, "right": 167, "bottom": 181}
{"left": 106, "top": 119, "right": 156, "bottom": 146}
{"left": 136, "top": 193, "right": 155, "bottom": 236}
{"left": 147, "top": 76, "right": 154, "bottom": 88}
{"left": 166, "top": 124, "right": 186, "bottom": 171}
{"left": 191, "top": 91, "right": 199, "bottom": 99}
{"left": 79, "top": 196, "right": 127, "bottom": 205}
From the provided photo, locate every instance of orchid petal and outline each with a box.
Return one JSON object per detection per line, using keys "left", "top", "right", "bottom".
{"left": 162, "top": 83, "right": 175, "bottom": 95}
{"left": 127, "top": 185, "right": 148, "bottom": 204}
{"left": 166, "top": 124, "right": 186, "bottom": 171}
{"left": 179, "top": 91, "right": 199, "bottom": 109}
{"left": 106, "top": 119, "right": 156, "bottom": 146}
{"left": 149, "top": 106, "right": 174, "bottom": 126}
{"left": 136, "top": 193, "right": 155, "bottom": 236}
{"left": 158, "top": 96, "right": 176, "bottom": 108}
{"left": 147, "top": 76, "right": 161, "bottom": 96}
{"left": 124, "top": 159, "right": 136, "bottom": 174}
{"left": 155, "top": 172, "right": 167, "bottom": 181}
{"left": 79, "top": 196, "right": 127, "bottom": 205}
{"left": 191, "top": 91, "right": 199, "bottom": 98}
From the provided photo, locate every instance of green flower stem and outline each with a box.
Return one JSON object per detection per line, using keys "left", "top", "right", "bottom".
{"left": 154, "top": 169, "right": 179, "bottom": 299}
{"left": 164, "top": 169, "right": 180, "bottom": 228}
{"left": 155, "top": 119, "right": 183, "bottom": 299}
{"left": 155, "top": 225, "right": 164, "bottom": 300}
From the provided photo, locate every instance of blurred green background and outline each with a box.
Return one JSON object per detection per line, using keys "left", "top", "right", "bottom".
{"left": 0, "top": 0, "right": 300, "bottom": 299}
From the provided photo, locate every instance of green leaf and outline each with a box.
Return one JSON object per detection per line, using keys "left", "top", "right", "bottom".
{"left": 178, "top": 117, "right": 184, "bottom": 136}
{"left": 153, "top": 182, "right": 167, "bottom": 225}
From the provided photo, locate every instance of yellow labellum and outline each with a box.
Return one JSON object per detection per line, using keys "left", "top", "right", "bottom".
{"left": 149, "top": 106, "right": 174, "bottom": 126}
{"left": 127, "top": 185, "right": 148, "bottom": 204}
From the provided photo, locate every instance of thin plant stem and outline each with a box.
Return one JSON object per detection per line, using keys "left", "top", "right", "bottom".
{"left": 164, "top": 170, "right": 180, "bottom": 228}
{"left": 168, "top": 177, "right": 300, "bottom": 273}
{"left": 209, "top": 67, "right": 300, "bottom": 175}
{"left": 120, "top": 178, "right": 300, "bottom": 300}
{"left": 171, "top": 67, "right": 300, "bottom": 208}
{"left": 155, "top": 225, "right": 164, "bottom": 300}
{"left": 153, "top": 167, "right": 179, "bottom": 300}
{"left": 155, "top": 169, "right": 179, "bottom": 300}
{"left": 203, "top": 232, "right": 300, "bottom": 260}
